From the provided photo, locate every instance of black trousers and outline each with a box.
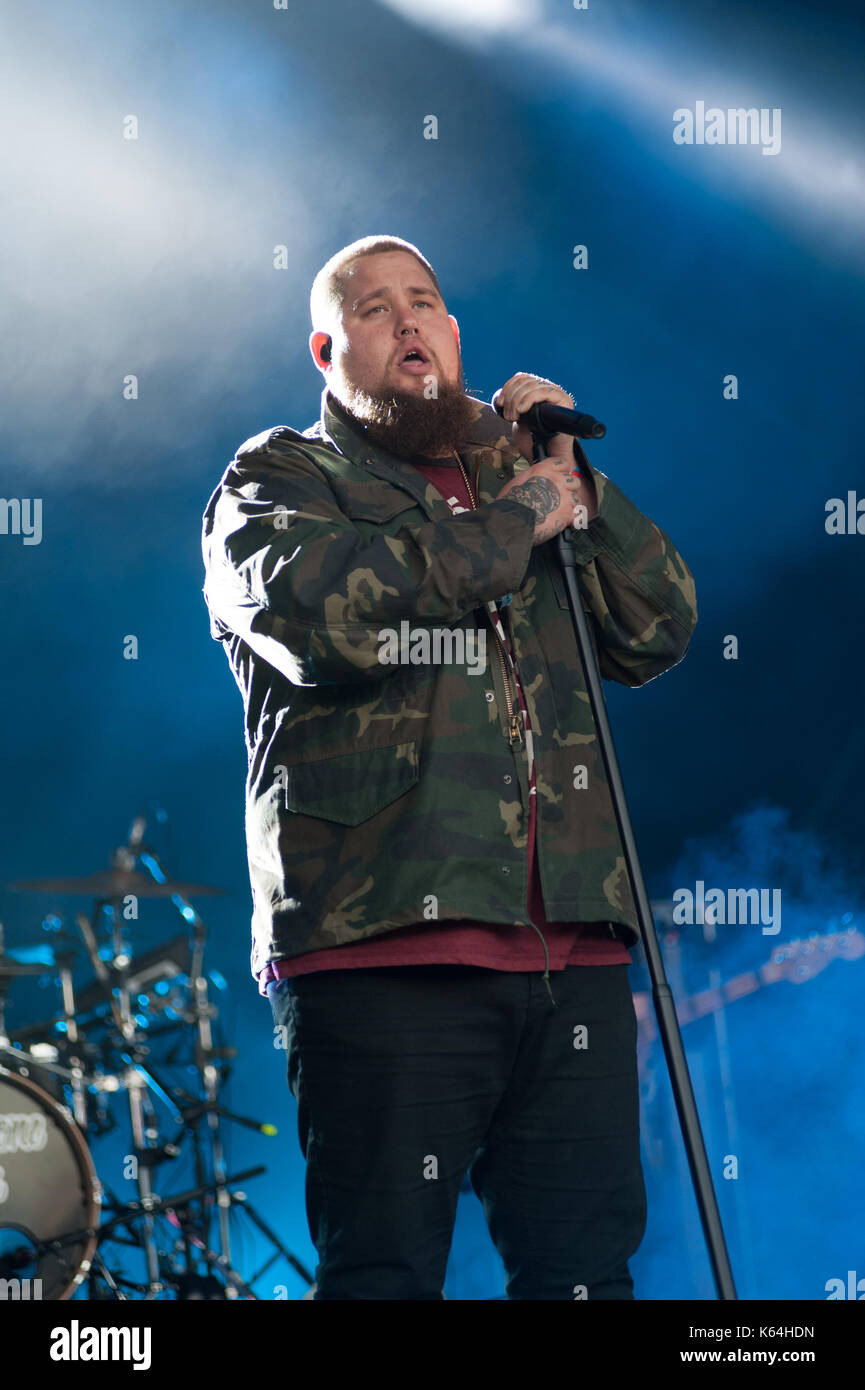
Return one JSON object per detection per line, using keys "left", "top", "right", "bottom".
{"left": 267, "top": 962, "right": 647, "bottom": 1300}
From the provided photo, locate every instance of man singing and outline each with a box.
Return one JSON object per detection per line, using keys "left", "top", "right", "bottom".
{"left": 201, "top": 234, "right": 697, "bottom": 1300}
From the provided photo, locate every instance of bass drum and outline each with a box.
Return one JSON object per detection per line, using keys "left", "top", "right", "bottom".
{"left": 0, "top": 1065, "right": 101, "bottom": 1299}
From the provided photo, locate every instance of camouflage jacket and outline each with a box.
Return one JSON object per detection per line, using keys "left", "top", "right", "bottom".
{"left": 201, "top": 387, "right": 697, "bottom": 980}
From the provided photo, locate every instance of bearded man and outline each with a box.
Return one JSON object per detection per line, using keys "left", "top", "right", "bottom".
{"left": 201, "top": 234, "right": 697, "bottom": 1300}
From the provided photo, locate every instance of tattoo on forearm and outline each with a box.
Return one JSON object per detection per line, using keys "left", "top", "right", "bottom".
{"left": 509, "top": 476, "right": 560, "bottom": 528}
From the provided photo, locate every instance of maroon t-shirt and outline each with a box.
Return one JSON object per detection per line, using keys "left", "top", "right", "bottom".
{"left": 257, "top": 451, "right": 630, "bottom": 994}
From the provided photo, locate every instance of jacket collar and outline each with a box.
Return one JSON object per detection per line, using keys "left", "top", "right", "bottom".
{"left": 312, "top": 386, "right": 525, "bottom": 512}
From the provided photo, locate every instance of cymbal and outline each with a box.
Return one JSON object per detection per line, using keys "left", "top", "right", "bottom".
{"left": 8, "top": 870, "right": 226, "bottom": 899}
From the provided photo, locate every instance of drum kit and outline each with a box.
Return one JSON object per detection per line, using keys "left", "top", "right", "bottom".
{"left": 0, "top": 810, "right": 314, "bottom": 1301}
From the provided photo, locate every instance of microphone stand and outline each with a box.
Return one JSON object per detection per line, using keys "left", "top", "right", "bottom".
{"left": 532, "top": 420, "right": 737, "bottom": 1301}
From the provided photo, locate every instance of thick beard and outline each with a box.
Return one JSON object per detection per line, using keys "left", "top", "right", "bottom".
{"left": 340, "top": 369, "right": 479, "bottom": 459}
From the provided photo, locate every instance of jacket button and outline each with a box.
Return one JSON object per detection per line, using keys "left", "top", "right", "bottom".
{"left": 503, "top": 775, "right": 512, "bottom": 784}
{"left": 501, "top": 866, "right": 510, "bottom": 874}
{"left": 496, "top": 471, "right": 506, "bottom": 479}
{"left": 484, "top": 691, "right": 495, "bottom": 703}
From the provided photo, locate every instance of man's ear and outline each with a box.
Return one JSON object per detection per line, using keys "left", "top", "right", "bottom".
{"left": 310, "top": 330, "right": 332, "bottom": 373}
{"left": 448, "top": 314, "right": 460, "bottom": 349}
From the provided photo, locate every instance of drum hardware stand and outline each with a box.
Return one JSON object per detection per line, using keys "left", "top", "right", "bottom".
{"left": 527, "top": 414, "right": 738, "bottom": 1300}
{"left": 57, "top": 961, "right": 89, "bottom": 1131}
{"left": 82, "top": 891, "right": 165, "bottom": 1294}
{"left": 32, "top": 1166, "right": 266, "bottom": 1300}
{"left": 190, "top": 909, "right": 234, "bottom": 1287}
{"left": 161, "top": 1203, "right": 257, "bottom": 1299}
{"left": 87, "top": 1248, "right": 128, "bottom": 1300}
{"left": 123, "top": 1065, "right": 163, "bottom": 1293}
{"left": 73, "top": 907, "right": 126, "bottom": 1037}
{"left": 81, "top": 1074, "right": 312, "bottom": 1299}
{"left": 53, "top": 890, "right": 177, "bottom": 1295}
{"left": 85, "top": 863, "right": 228, "bottom": 1295}
{"left": 0, "top": 920, "right": 9, "bottom": 1048}
{"left": 128, "top": 820, "right": 237, "bottom": 1293}
{"left": 0, "top": 982, "right": 11, "bottom": 1053}
{"left": 116, "top": 1053, "right": 223, "bottom": 1281}
{"left": 231, "top": 1191, "right": 316, "bottom": 1292}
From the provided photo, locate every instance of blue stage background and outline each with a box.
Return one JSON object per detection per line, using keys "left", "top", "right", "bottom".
{"left": 1, "top": 0, "right": 863, "bottom": 1300}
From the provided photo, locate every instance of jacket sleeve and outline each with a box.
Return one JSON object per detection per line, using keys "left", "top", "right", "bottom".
{"left": 565, "top": 460, "right": 698, "bottom": 686}
{"left": 202, "top": 440, "right": 537, "bottom": 687}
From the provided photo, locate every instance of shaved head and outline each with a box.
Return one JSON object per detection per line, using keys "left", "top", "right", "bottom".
{"left": 310, "top": 235, "right": 442, "bottom": 335}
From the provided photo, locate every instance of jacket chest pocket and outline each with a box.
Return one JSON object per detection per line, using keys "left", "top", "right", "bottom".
{"left": 285, "top": 741, "right": 420, "bottom": 826}
{"left": 339, "top": 488, "right": 422, "bottom": 536}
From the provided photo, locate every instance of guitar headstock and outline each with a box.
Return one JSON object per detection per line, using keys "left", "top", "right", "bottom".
{"left": 766, "top": 927, "right": 865, "bottom": 983}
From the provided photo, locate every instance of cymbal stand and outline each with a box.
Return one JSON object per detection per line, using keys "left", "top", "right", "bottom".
{"left": 130, "top": 827, "right": 236, "bottom": 1293}
{"left": 0, "top": 920, "right": 8, "bottom": 1048}
{"left": 57, "top": 961, "right": 89, "bottom": 1131}
{"left": 190, "top": 911, "right": 234, "bottom": 1290}
{"left": 101, "top": 895, "right": 164, "bottom": 1294}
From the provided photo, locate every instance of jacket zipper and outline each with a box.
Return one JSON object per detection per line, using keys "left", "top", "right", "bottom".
{"left": 463, "top": 462, "right": 616, "bottom": 955}
{"left": 456, "top": 457, "right": 522, "bottom": 747}
{"left": 456, "top": 452, "right": 556, "bottom": 1007}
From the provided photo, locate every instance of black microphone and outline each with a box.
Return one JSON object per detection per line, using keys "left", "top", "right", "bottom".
{"left": 492, "top": 392, "right": 606, "bottom": 439}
